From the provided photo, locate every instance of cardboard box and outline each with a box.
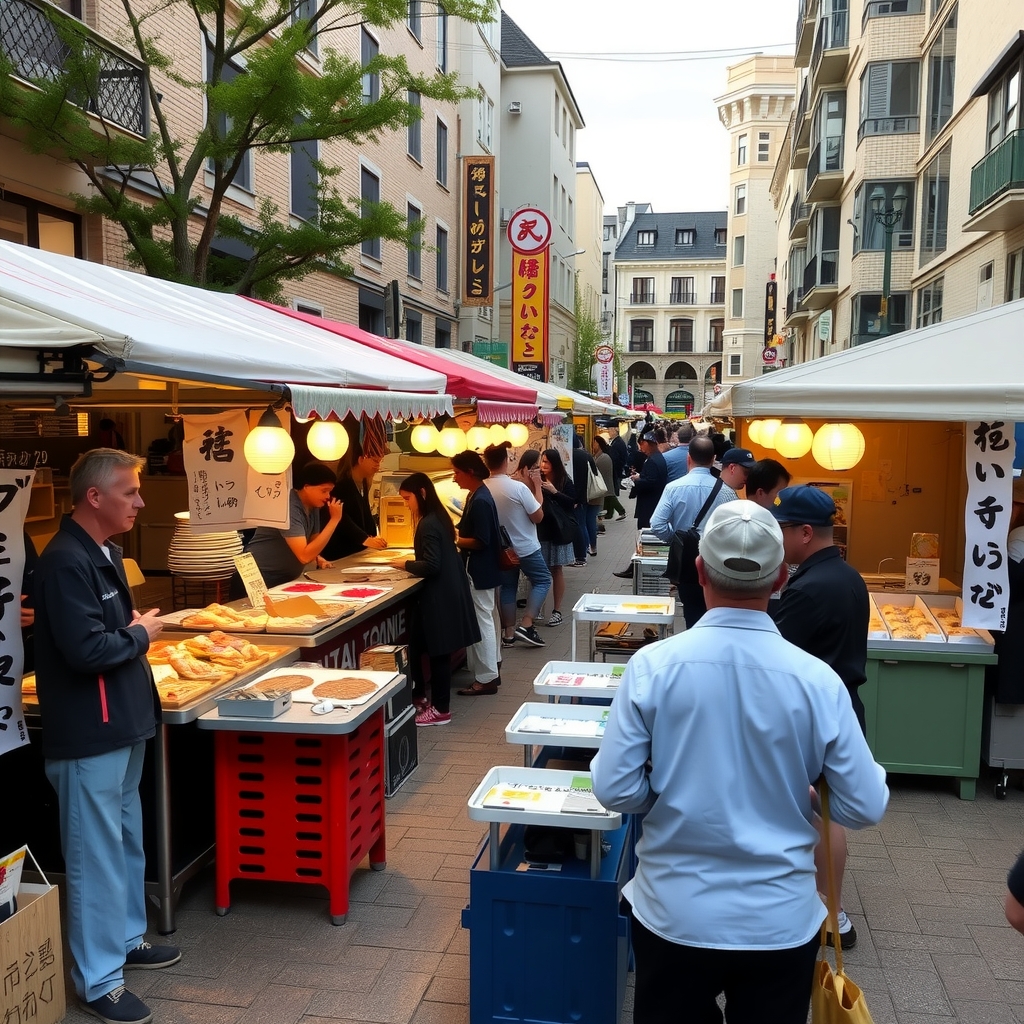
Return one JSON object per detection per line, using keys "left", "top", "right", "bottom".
{"left": 385, "top": 705, "right": 418, "bottom": 797}
{"left": 0, "top": 859, "right": 65, "bottom": 1024}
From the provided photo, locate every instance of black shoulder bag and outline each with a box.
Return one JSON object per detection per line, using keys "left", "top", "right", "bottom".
{"left": 665, "top": 478, "right": 724, "bottom": 587}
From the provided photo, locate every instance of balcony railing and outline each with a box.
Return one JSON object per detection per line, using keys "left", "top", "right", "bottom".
{"left": 789, "top": 194, "right": 811, "bottom": 235}
{"left": 969, "top": 129, "right": 1024, "bottom": 216}
{"left": 1, "top": 0, "right": 147, "bottom": 136}
{"left": 858, "top": 115, "right": 919, "bottom": 143}
{"left": 811, "top": 8, "right": 849, "bottom": 77}
{"left": 806, "top": 135, "right": 844, "bottom": 193}
{"left": 786, "top": 286, "right": 807, "bottom": 319}
{"left": 629, "top": 292, "right": 655, "bottom": 304}
{"left": 862, "top": 0, "right": 922, "bottom": 26}
{"left": 670, "top": 290, "right": 696, "bottom": 304}
{"left": 708, "top": 336, "right": 724, "bottom": 353}
{"left": 803, "top": 249, "right": 839, "bottom": 294}
{"left": 709, "top": 289, "right": 726, "bottom": 304}
{"left": 668, "top": 338, "right": 694, "bottom": 353}
{"left": 629, "top": 340, "right": 654, "bottom": 353}
{"left": 794, "top": 0, "right": 819, "bottom": 64}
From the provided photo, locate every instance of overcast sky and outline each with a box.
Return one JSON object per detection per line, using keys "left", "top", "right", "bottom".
{"left": 500, "top": 0, "right": 796, "bottom": 216}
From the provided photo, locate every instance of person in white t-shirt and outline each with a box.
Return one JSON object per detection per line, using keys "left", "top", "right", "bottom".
{"left": 483, "top": 443, "right": 552, "bottom": 649}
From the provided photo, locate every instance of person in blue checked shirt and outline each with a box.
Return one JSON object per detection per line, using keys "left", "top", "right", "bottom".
{"left": 592, "top": 499, "right": 888, "bottom": 1024}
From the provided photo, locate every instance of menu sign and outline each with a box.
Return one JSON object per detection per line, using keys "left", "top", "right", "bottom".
{"left": 508, "top": 207, "right": 551, "bottom": 382}
{"left": 461, "top": 155, "right": 494, "bottom": 306}
{"left": 962, "top": 420, "right": 1015, "bottom": 629}
{"left": 0, "top": 472, "right": 33, "bottom": 758}
{"left": 233, "top": 553, "right": 269, "bottom": 609}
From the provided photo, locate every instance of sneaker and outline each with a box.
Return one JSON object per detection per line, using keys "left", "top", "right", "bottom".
{"left": 81, "top": 987, "right": 152, "bottom": 1024}
{"left": 501, "top": 635, "right": 516, "bottom": 649}
{"left": 124, "top": 941, "right": 181, "bottom": 970}
{"left": 588, "top": 548, "right": 598, "bottom": 557}
{"left": 826, "top": 910, "right": 858, "bottom": 950}
{"left": 412, "top": 696, "right": 430, "bottom": 712}
{"left": 569, "top": 559, "right": 587, "bottom": 567}
{"left": 615, "top": 514, "right": 627, "bottom": 522}
{"left": 545, "top": 611, "right": 563, "bottom": 627}
{"left": 416, "top": 704, "right": 451, "bottom": 726}
{"left": 515, "top": 624, "right": 546, "bottom": 647}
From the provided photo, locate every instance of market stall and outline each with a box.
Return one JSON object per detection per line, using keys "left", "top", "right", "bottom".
{"left": 706, "top": 299, "right": 1024, "bottom": 798}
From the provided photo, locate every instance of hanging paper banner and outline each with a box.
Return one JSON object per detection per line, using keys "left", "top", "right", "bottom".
{"left": 0, "top": 471, "right": 35, "bottom": 758}
{"left": 461, "top": 155, "right": 494, "bottom": 306}
{"left": 962, "top": 420, "right": 1016, "bottom": 629}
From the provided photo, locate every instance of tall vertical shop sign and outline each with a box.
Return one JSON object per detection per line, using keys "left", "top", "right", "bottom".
{"left": 508, "top": 207, "right": 552, "bottom": 382}
{"left": 461, "top": 155, "right": 494, "bottom": 307}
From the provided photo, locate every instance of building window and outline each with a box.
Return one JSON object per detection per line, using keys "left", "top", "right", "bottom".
{"left": 554, "top": 93, "right": 560, "bottom": 136}
{"left": 434, "top": 225, "right": 449, "bottom": 292}
{"left": 715, "top": 227, "right": 727, "bottom": 245}
{"left": 636, "top": 230, "right": 655, "bottom": 245}
{"left": 602, "top": 252, "right": 609, "bottom": 293}
{"left": 926, "top": 6, "right": 957, "bottom": 142}
{"left": 757, "top": 131, "right": 771, "bottom": 161}
{"left": 852, "top": 180, "right": 914, "bottom": 253}
{"left": 435, "top": 318, "right": 451, "bottom": 348}
{"left": 436, "top": 3, "right": 448, "bottom": 71}
{"left": 630, "top": 277, "right": 655, "bottom": 303}
{"left": 978, "top": 260, "right": 995, "bottom": 310}
{"left": 476, "top": 89, "right": 494, "bottom": 149}
{"left": 603, "top": 224, "right": 614, "bottom": 241}
{"left": 916, "top": 276, "right": 943, "bottom": 325}
{"left": 728, "top": 353, "right": 742, "bottom": 376}
{"left": 709, "top": 318, "right": 724, "bottom": 351}
{"left": 986, "top": 57, "right": 1022, "bottom": 151}
{"left": 405, "top": 310, "right": 422, "bottom": 345}
{"left": 859, "top": 60, "right": 920, "bottom": 140}
{"left": 733, "top": 235, "right": 745, "bottom": 266}
{"left": 407, "top": 0, "right": 421, "bottom": 39}
{"left": 360, "top": 167, "right": 381, "bottom": 260}
{"left": 731, "top": 288, "right": 744, "bottom": 318}
{"left": 292, "top": 0, "right": 318, "bottom": 56}
{"left": 290, "top": 122, "right": 318, "bottom": 222}
{"left": 407, "top": 202, "right": 422, "bottom": 279}
{"left": 735, "top": 184, "right": 747, "bottom": 215}
{"left": 919, "top": 141, "right": 951, "bottom": 266}
{"left": 629, "top": 319, "right": 654, "bottom": 352}
{"left": 206, "top": 47, "right": 252, "bottom": 191}
{"left": 851, "top": 292, "right": 909, "bottom": 344}
{"left": 436, "top": 119, "right": 448, "bottom": 186}
{"left": 361, "top": 29, "right": 378, "bottom": 104}
{"left": 711, "top": 276, "right": 726, "bottom": 304}
{"left": 1007, "top": 246, "right": 1024, "bottom": 301}
{"left": 806, "top": 205, "right": 840, "bottom": 291}
{"left": 0, "top": 191, "right": 81, "bottom": 256}
{"left": 864, "top": 0, "right": 923, "bottom": 20}
{"left": 407, "top": 91, "right": 421, "bottom": 161}
{"left": 670, "top": 276, "right": 695, "bottom": 303}
{"left": 737, "top": 133, "right": 748, "bottom": 165}
{"left": 568, "top": 196, "right": 574, "bottom": 239}
{"left": 676, "top": 228, "right": 695, "bottom": 245}
{"left": 668, "top": 318, "right": 694, "bottom": 352}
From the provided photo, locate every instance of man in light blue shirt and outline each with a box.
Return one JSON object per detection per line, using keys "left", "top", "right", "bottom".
{"left": 592, "top": 500, "right": 888, "bottom": 1024}
{"left": 661, "top": 423, "right": 692, "bottom": 482}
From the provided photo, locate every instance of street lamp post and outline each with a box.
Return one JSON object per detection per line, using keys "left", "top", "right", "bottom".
{"left": 870, "top": 184, "right": 908, "bottom": 338}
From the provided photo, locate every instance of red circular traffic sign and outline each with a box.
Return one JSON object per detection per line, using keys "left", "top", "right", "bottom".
{"left": 507, "top": 207, "right": 552, "bottom": 253}
{"left": 595, "top": 345, "right": 615, "bottom": 364}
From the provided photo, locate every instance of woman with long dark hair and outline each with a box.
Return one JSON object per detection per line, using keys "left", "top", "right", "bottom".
{"left": 536, "top": 448, "right": 576, "bottom": 626}
{"left": 391, "top": 473, "right": 480, "bottom": 725}
{"left": 594, "top": 434, "right": 626, "bottom": 521}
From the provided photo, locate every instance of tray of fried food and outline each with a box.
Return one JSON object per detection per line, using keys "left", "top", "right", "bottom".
{"left": 169, "top": 603, "right": 268, "bottom": 632}
{"left": 929, "top": 606, "right": 982, "bottom": 640}
{"left": 264, "top": 602, "right": 357, "bottom": 633}
{"left": 154, "top": 676, "right": 225, "bottom": 709}
{"left": 877, "top": 600, "right": 943, "bottom": 641}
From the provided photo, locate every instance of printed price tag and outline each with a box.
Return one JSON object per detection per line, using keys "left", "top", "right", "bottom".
{"left": 233, "top": 553, "right": 268, "bottom": 609}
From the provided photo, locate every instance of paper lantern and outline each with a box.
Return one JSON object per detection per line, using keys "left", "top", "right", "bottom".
{"left": 243, "top": 406, "right": 295, "bottom": 475}
{"left": 436, "top": 419, "right": 468, "bottom": 457}
{"left": 488, "top": 424, "right": 507, "bottom": 445}
{"left": 812, "top": 422, "right": 866, "bottom": 471}
{"left": 410, "top": 422, "right": 440, "bottom": 453}
{"left": 505, "top": 422, "right": 530, "bottom": 447}
{"left": 306, "top": 420, "right": 350, "bottom": 461}
{"left": 466, "top": 425, "right": 492, "bottom": 451}
{"left": 758, "top": 418, "right": 782, "bottom": 450}
{"left": 774, "top": 418, "right": 813, "bottom": 459}
{"left": 746, "top": 419, "right": 764, "bottom": 445}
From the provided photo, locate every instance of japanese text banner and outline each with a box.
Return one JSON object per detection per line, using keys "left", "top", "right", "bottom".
{"left": 511, "top": 249, "right": 549, "bottom": 382}
{"left": 461, "top": 155, "right": 493, "bottom": 307}
{"left": 0, "top": 471, "right": 34, "bottom": 758}
{"left": 962, "top": 419, "right": 1016, "bottom": 630}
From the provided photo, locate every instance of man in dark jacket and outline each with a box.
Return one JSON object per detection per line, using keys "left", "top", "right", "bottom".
{"left": 35, "top": 449, "right": 179, "bottom": 1024}
{"left": 607, "top": 431, "right": 629, "bottom": 518}
{"left": 629, "top": 430, "right": 668, "bottom": 529}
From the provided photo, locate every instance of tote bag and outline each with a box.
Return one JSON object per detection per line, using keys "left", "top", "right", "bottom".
{"left": 587, "top": 463, "right": 609, "bottom": 502}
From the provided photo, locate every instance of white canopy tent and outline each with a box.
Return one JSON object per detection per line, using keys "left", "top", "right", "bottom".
{"left": 707, "top": 298, "right": 1024, "bottom": 422}
{"left": 0, "top": 242, "right": 453, "bottom": 420}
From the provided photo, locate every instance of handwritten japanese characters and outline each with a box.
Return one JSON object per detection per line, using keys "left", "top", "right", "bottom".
{"left": 461, "top": 156, "right": 493, "bottom": 307}
{"left": 0, "top": 472, "right": 33, "bottom": 758}
{"left": 962, "top": 420, "right": 1015, "bottom": 629}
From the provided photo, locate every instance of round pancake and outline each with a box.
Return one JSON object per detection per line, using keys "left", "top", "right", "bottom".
{"left": 249, "top": 673, "right": 314, "bottom": 694}
{"left": 312, "top": 677, "right": 377, "bottom": 700}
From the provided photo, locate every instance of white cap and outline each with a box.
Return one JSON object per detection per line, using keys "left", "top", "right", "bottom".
{"left": 699, "top": 499, "right": 785, "bottom": 582}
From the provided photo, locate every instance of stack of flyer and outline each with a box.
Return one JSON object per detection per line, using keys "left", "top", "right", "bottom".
{"left": 482, "top": 776, "right": 608, "bottom": 815}
{"left": 543, "top": 666, "right": 624, "bottom": 689}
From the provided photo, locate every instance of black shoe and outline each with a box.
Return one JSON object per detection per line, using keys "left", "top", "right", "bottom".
{"left": 612, "top": 568, "right": 633, "bottom": 579}
{"left": 598, "top": 525, "right": 606, "bottom": 533}
{"left": 82, "top": 987, "right": 153, "bottom": 1024}
{"left": 501, "top": 635, "right": 516, "bottom": 648}
{"left": 825, "top": 924, "right": 857, "bottom": 950}
{"left": 515, "top": 624, "right": 546, "bottom": 647}
{"left": 125, "top": 941, "right": 181, "bottom": 970}
{"left": 615, "top": 514, "right": 627, "bottom": 522}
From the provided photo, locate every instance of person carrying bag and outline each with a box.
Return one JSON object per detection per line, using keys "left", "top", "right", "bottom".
{"left": 665, "top": 477, "right": 723, "bottom": 587}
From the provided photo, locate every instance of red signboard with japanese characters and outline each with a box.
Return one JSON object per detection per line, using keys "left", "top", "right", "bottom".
{"left": 461, "top": 155, "right": 494, "bottom": 307}
{"left": 507, "top": 207, "right": 551, "bottom": 382}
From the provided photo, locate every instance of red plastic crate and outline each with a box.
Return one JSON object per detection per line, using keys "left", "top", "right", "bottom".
{"left": 213, "top": 711, "right": 386, "bottom": 923}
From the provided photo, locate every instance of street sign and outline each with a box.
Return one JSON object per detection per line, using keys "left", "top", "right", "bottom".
{"left": 595, "top": 344, "right": 614, "bottom": 364}
{"left": 762, "top": 346, "right": 778, "bottom": 364}
{"left": 506, "top": 208, "right": 552, "bottom": 253}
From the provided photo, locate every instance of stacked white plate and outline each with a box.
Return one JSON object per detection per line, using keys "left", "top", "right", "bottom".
{"left": 166, "top": 511, "right": 243, "bottom": 580}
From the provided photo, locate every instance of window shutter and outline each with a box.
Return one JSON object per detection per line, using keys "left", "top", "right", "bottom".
{"left": 867, "top": 63, "right": 890, "bottom": 119}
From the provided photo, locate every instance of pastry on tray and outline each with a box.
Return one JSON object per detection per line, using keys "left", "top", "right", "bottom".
{"left": 311, "top": 677, "right": 377, "bottom": 700}
{"left": 181, "top": 603, "right": 268, "bottom": 631}
{"left": 248, "top": 673, "right": 314, "bottom": 694}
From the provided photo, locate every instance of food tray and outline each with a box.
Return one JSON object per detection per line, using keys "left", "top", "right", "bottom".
{"left": 159, "top": 607, "right": 267, "bottom": 632}
{"left": 867, "top": 595, "right": 890, "bottom": 640}
{"left": 263, "top": 606, "right": 356, "bottom": 633}
{"left": 268, "top": 581, "right": 395, "bottom": 602}
{"left": 871, "top": 593, "right": 944, "bottom": 642}
{"left": 921, "top": 595, "right": 995, "bottom": 647}
{"left": 237, "top": 666, "right": 399, "bottom": 706}
{"left": 147, "top": 642, "right": 292, "bottom": 707}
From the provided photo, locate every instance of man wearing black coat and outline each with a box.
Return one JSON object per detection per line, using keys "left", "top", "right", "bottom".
{"left": 630, "top": 430, "right": 669, "bottom": 529}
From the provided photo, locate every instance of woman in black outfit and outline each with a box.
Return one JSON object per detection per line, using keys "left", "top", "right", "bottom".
{"left": 391, "top": 473, "right": 480, "bottom": 726}
{"left": 322, "top": 437, "right": 388, "bottom": 561}
{"left": 536, "top": 448, "right": 577, "bottom": 626}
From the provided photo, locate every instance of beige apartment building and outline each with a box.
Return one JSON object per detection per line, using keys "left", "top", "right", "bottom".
{"left": 772, "top": 0, "right": 1024, "bottom": 366}
{"left": 574, "top": 162, "right": 606, "bottom": 325}
{"left": 715, "top": 56, "right": 796, "bottom": 382}
{"left": 0, "top": 0, "right": 478, "bottom": 349}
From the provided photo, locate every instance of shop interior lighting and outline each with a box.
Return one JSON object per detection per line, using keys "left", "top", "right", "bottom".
{"left": 758, "top": 418, "right": 782, "bottom": 450}
{"left": 465, "top": 425, "right": 492, "bottom": 451}
{"left": 488, "top": 423, "right": 507, "bottom": 445}
{"left": 410, "top": 421, "right": 440, "bottom": 453}
{"left": 812, "top": 422, "right": 865, "bottom": 471}
{"left": 436, "top": 418, "right": 468, "bottom": 457}
{"left": 505, "top": 422, "right": 530, "bottom": 447}
{"left": 306, "top": 419, "right": 350, "bottom": 461}
{"left": 243, "top": 404, "right": 295, "bottom": 474}
{"left": 746, "top": 419, "right": 764, "bottom": 445}
{"left": 774, "top": 418, "right": 813, "bottom": 459}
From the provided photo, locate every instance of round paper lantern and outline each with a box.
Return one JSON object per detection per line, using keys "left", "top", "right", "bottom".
{"left": 306, "top": 420, "right": 350, "bottom": 461}
{"left": 436, "top": 419, "right": 468, "bottom": 457}
{"left": 488, "top": 424, "right": 507, "bottom": 445}
{"left": 465, "top": 425, "right": 492, "bottom": 451}
{"left": 774, "top": 418, "right": 814, "bottom": 459}
{"left": 410, "top": 422, "right": 440, "bottom": 453}
{"left": 758, "top": 418, "right": 782, "bottom": 450}
{"left": 505, "top": 422, "right": 530, "bottom": 447}
{"left": 812, "top": 422, "right": 866, "bottom": 471}
{"left": 746, "top": 419, "right": 764, "bottom": 445}
{"left": 243, "top": 406, "right": 295, "bottom": 474}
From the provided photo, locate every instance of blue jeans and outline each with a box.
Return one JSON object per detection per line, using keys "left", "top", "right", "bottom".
{"left": 584, "top": 504, "right": 600, "bottom": 551}
{"left": 46, "top": 742, "right": 148, "bottom": 1001}
{"left": 499, "top": 549, "right": 552, "bottom": 627}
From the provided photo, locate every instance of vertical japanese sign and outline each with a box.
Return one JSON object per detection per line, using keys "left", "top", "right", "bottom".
{"left": 0, "top": 472, "right": 34, "bottom": 757}
{"left": 595, "top": 344, "right": 615, "bottom": 400}
{"left": 962, "top": 420, "right": 1016, "bottom": 629}
{"left": 183, "top": 411, "right": 291, "bottom": 532}
{"left": 462, "top": 155, "right": 494, "bottom": 306}
{"left": 764, "top": 278, "right": 778, "bottom": 349}
{"left": 508, "top": 207, "right": 552, "bottom": 382}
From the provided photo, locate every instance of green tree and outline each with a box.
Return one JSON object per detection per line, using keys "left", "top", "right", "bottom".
{"left": 0, "top": 0, "right": 491, "bottom": 297}
{"left": 569, "top": 274, "right": 602, "bottom": 393}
